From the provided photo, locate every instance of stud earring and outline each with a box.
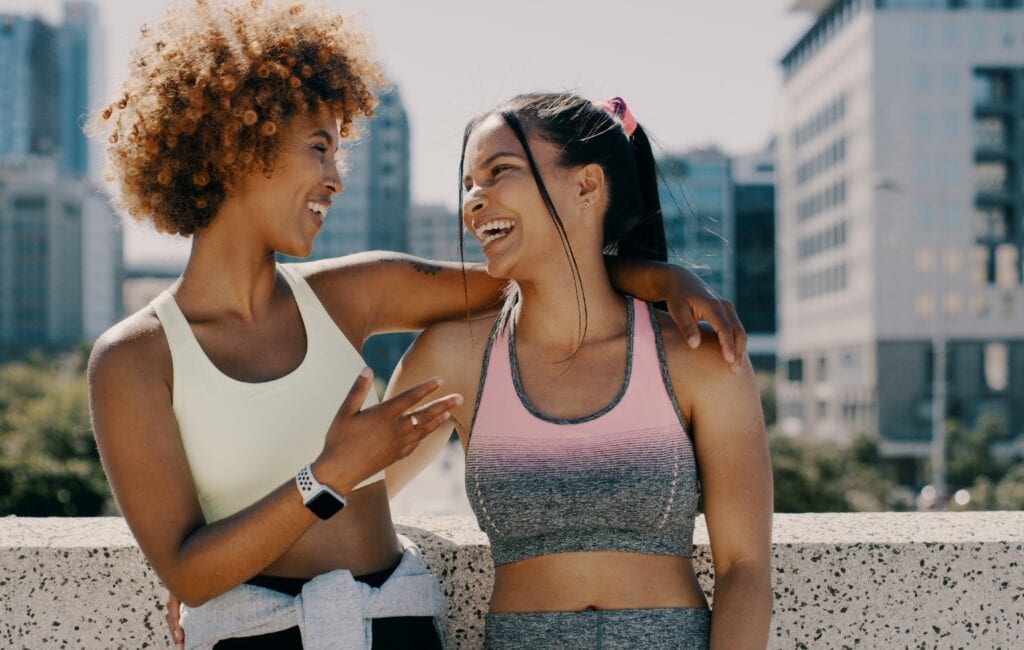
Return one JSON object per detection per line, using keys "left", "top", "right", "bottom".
{"left": 580, "top": 198, "right": 592, "bottom": 208}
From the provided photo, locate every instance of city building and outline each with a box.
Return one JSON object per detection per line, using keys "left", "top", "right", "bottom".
{"left": 0, "top": 15, "right": 59, "bottom": 162}
{"left": 0, "top": 2, "right": 100, "bottom": 178}
{"left": 658, "top": 148, "right": 736, "bottom": 303}
{"left": 776, "top": 0, "right": 1024, "bottom": 475}
{"left": 409, "top": 203, "right": 484, "bottom": 263}
{"left": 0, "top": 2, "right": 119, "bottom": 354}
{"left": 0, "top": 158, "right": 122, "bottom": 353}
{"left": 59, "top": 1, "right": 103, "bottom": 178}
{"left": 733, "top": 143, "right": 778, "bottom": 371}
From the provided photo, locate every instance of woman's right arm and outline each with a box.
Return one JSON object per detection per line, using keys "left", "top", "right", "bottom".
{"left": 383, "top": 319, "right": 483, "bottom": 497}
{"left": 88, "top": 320, "right": 457, "bottom": 607}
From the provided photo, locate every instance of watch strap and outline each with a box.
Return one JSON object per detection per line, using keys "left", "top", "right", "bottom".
{"left": 296, "top": 463, "right": 347, "bottom": 508}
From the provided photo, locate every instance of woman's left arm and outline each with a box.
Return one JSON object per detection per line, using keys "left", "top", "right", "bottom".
{"left": 686, "top": 326, "right": 773, "bottom": 649}
{"left": 313, "top": 252, "right": 746, "bottom": 368}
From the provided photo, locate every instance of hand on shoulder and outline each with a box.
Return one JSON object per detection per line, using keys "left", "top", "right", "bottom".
{"left": 654, "top": 311, "right": 757, "bottom": 426}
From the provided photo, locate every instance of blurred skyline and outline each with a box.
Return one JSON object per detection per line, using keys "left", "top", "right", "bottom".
{"left": 0, "top": 0, "right": 812, "bottom": 264}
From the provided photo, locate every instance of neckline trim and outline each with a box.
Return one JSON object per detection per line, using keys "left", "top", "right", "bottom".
{"left": 160, "top": 264, "right": 313, "bottom": 388}
{"left": 508, "top": 296, "right": 634, "bottom": 425}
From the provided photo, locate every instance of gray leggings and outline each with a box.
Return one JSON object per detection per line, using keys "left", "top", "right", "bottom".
{"left": 484, "top": 607, "right": 711, "bottom": 650}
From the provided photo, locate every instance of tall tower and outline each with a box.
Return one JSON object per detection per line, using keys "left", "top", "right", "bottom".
{"left": 59, "top": 1, "right": 103, "bottom": 178}
{"left": 0, "top": 3, "right": 122, "bottom": 352}
{"left": 0, "top": 15, "right": 59, "bottom": 161}
{"left": 733, "top": 144, "right": 778, "bottom": 370}
{"left": 776, "top": 0, "right": 1024, "bottom": 476}
{"left": 658, "top": 148, "right": 736, "bottom": 303}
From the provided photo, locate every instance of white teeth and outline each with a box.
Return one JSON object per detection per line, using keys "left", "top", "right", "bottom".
{"left": 306, "top": 201, "right": 328, "bottom": 217}
{"left": 477, "top": 219, "right": 514, "bottom": 235}
{"left": 476, "top": 219, "right": 515, "bottom": 247}
{"left": 481, "top": 231, "right": 509, "bottom": 247}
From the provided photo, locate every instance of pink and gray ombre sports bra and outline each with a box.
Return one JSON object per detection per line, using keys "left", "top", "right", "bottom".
{"left": 465, "top": 297, "right": 700, "bottom": 567}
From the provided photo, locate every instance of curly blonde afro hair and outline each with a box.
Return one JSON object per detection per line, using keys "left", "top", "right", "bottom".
{"left": 93, "top": 0, "right": 383, "bottom": 235}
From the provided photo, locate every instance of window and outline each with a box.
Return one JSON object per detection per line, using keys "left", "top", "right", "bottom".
{"left": 995, "top": 243, "right": 1021, "bottom": 287}
{"left": 974, "top": 206, "right": 1012, "bottom": 239}
{"left": 983, "top": 343, "right": 1009, "bottom": 392}
{"left": 973, "top": 244, "right": 993, "bottom": 285}
{"left": 974, "top": 161, "right": 1008, "bottom": 193}
{"left": 915, "top": 293, "right": 935, "bottom": 319}
{"left": 974, "top": 116, "right": 1007, "bottom": 149}
{"left": 787, "top": 358, "right": 804, "bottom": 383}
{"left": 817, "top": 356, "right": 829, "bottom": 382}
{"left": 973, "top": 69, "right": 1011, "bottom": 105}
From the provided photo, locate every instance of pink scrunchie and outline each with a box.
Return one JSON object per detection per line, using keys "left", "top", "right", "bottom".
{"left": 597, "top": 96, "right": 637, "bottom": 137}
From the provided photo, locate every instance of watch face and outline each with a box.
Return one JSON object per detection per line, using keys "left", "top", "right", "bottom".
{"left": 307, "top": 490, "right": 345, "bottom": 520}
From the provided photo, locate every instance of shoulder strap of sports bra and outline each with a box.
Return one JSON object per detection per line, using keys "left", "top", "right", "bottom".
{"left": 150, "top": 290, "right": 196, "bottom": 354}
{"left": 468, "top": 315, "right": 509, "bottom": 436}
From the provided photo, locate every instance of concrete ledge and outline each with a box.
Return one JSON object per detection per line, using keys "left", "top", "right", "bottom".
{"left": 2, "top": 513, "right": 1022, "bottom": 648}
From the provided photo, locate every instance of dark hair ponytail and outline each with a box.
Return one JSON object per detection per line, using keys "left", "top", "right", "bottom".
{"left": 615, "top": 125, "right": 667, "bottom": 262}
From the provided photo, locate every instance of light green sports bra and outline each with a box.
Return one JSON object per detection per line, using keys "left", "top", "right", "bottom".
{"left": 151, "top": 264, "right": 383, "bottom": 524}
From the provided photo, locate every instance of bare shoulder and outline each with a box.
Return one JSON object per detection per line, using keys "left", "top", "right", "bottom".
{"left": 652, "top": 308, "right": 750, "bottom": 416}
{"left": 88, "top": 306, "right": 172, "bottom": 398}
{"left": 407, "top": 314, "right": 495, "bottom": 389}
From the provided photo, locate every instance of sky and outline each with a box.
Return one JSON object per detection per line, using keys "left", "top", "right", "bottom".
{"left": 0, "top": 0, "right": 814, "bottom": 264}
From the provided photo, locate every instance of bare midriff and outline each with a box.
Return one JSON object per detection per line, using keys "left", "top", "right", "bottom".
{"left": 489, "top": 551, "right": 709, "bottom": 613}
{"left": 261, "top": 482, "right": 403, "bottom": 579}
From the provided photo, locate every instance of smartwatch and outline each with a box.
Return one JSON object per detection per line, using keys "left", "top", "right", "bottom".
{"left": 296, "top": 463, "right": 347, "bottom": 520}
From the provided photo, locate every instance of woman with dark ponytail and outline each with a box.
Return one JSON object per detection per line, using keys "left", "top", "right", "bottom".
{"left": 387, "top": 92, "right": 773, "bottom": 649}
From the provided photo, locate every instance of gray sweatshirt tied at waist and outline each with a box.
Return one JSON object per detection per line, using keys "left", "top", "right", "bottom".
{"left": 179, "top": 535, "right": 446, "bottom": 649}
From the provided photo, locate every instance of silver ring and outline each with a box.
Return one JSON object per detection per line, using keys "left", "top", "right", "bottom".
{"left": 409, "top": 413, "right": 419, "bottom": 427}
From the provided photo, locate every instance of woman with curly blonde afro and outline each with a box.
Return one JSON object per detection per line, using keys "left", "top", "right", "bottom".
{"left": 87, "top": 1, "right": 747, "bottom": 647}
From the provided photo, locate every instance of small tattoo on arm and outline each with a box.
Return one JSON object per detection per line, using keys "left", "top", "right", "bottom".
{"left": 409, "top": 260, "right": 442, "bottom": 276}
{"left": 374, "top": 255, "right": 444, "bottom": 276}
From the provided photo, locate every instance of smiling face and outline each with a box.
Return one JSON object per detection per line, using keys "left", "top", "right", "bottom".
{"left": 461, "top": 114, "right": 588, "bottom": 281}
{"left": 232, "top": 106, "right": 343, "bottom": 258}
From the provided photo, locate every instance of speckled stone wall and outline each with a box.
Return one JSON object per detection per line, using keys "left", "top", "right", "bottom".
{"left": 1, "top": 513, "right": 1022, "bottom": 649}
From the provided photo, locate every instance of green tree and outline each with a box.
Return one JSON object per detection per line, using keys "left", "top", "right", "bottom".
{"left": 0, "top": 348, "right": 110, "bottom": 516}
{"left": 769, "top": 431, "right": 907, "bottom": 513}
{"left": 944, "top": 413, "right": 1008, "bottom": 489}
